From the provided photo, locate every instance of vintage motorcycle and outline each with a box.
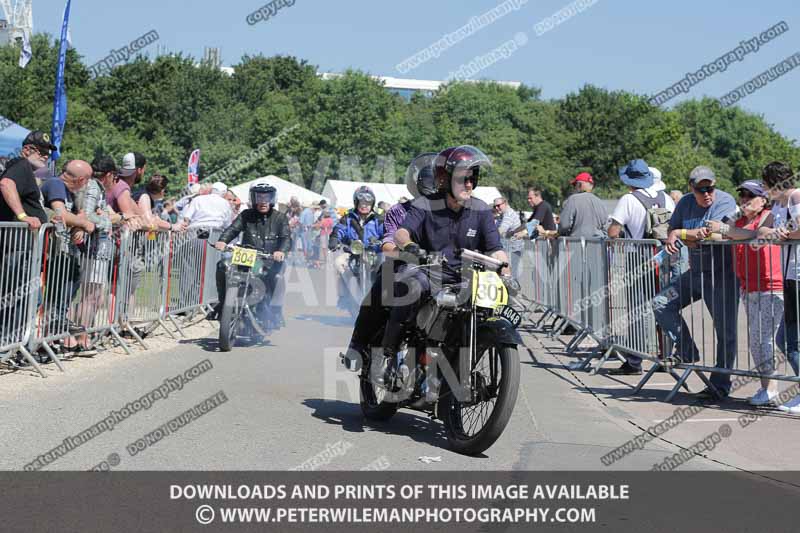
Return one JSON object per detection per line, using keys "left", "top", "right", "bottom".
{"left": 343, "top": 248, "right": 523, "bottom": 456}
{"left": 217, "top": 243, "right": 278, "bottom": 352}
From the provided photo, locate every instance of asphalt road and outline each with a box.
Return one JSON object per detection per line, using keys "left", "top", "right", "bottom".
{"left": 0, "top": 261, "right": 720, "bottom": 471}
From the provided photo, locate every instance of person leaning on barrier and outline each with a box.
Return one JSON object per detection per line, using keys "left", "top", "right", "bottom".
{"left": 606, "top": 160, "right": 676, "bottom": 375}
{"left": 652, "top": 165, "right": 739, "bottom": 400}
{"left": 213, "top": 182, "right": 291, "bottom": 330}
{"left": 340, "top": 153, "right": 438, "bottom": 371}
{"left": 755, "top": 162, "right": 800, "bottom": 413}
{"left": 70, "top": 156, "right": 119, "bottom": 353}
{"left": 0, "top": 132, "right": 53, "bottom": 356}
{"left": 134, "top": 174, "right": 184, "bottom": 233}
{"left": 40, "top": 160, "right": 95, "bottom": 351}
{"left": 555, "top": 172, "right": 608, "bottom": 238}
{"left": 706, "top": 179, "right": 786, "bottom": 409}
{"left": 0, "top": 130, "right": 53, "bottom": 230}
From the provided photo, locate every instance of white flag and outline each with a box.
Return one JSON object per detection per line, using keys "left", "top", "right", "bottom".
{"left": 18, "top": 30, "right": 32, "bottom": 68}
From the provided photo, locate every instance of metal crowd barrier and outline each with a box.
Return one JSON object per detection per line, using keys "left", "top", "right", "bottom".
{"left": 0, "top": 223, "right": 44, "bottom": 376}
{"left": 522, "top": 235, "right": 800, "bottom": 403}
{"left": 0, "top": 222, "right": 221, "bottom": 378}
{"left": 650, "top": 239, "right": 800, "bottom": 402}
{"left": 162, "top": 228, "right": 218, "bottom": 336}
{"left": 199, "top": 229, "right": 222, "bottom": 313}
{"left": 28, "top": 225, "right": 130, "bottom": 367}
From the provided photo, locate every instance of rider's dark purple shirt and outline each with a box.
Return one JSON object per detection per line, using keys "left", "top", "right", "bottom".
{"left": 401, "top": 196, "right": 502, "bottom": 278}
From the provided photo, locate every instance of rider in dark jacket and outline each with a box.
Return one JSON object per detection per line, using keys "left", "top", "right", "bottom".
{"left": 213, "top": 182, "right": 291, "bottom": 328}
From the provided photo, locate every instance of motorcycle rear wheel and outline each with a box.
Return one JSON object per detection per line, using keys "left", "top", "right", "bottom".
{"left": 440, "top": 344, "right": 520, "bottom": 456}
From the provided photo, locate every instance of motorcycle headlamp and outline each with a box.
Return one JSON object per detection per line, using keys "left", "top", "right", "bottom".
{"left": 350, "top": 240, "right": 365, "bottom": 255}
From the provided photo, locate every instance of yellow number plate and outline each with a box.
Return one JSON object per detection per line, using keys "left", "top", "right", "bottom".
{"left": 230, "top": 247, "right": 257, "bottom": 268}
{"left": 472, "top": 271, "right": 508, "bottom": 309}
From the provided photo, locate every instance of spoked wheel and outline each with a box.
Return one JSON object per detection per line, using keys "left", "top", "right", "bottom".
{"left": 218, "top": 286, "right": 242, "bottom": 352}
{"left": 440, "top": 344, "right": 520, "bottom": 455}
{"left": 359, "top": 355, "right": 399, "bottom": 421}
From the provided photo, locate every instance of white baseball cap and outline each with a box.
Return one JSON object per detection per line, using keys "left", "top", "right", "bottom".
{"left": 119, "top": 153, "right": 137, "bottom": 177}
{"left": 211, "top": 182, "right": 228, "bottom": 195}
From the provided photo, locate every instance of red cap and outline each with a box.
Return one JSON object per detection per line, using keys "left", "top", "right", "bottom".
{"left": 571, "top": 172, "right": 594, "bottom": 184}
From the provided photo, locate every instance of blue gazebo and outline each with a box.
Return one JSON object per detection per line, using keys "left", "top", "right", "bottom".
{"left": 0, "top": 115, "right": 31, "bottom": 158}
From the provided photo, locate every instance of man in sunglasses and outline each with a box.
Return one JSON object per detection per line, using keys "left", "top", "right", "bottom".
{"left": 0, "top": 131, "right": 54, "bottom": 229}
{"left": 652, "top": 165, "right": 739, "bottom": 400}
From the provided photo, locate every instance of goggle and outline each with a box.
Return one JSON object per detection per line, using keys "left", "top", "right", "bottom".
{"left": 355, "top": 192, "right": 375, "bottom": 205}
{"left": 694, "top": 185, "right": 715, "bottom": 194}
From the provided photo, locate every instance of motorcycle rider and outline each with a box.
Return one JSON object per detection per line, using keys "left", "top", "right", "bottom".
{"left": 341, "top": 153, "right": 439, "bottom": 370}
{"left": 214, "top": 182, "right": 290, "bottom": 331}
{"left": 383, "top": 145, "right": 511, "bottom": 387}
{"left": 328, "top": 185, "right": 385, "bottom": 312}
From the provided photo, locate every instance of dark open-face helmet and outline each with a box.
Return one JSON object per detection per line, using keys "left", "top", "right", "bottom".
{"left": 433, "top": 145, "right": 492, "bottom": 194}
{"left": 405, "top": 152, "right": 438, "bottom": 199}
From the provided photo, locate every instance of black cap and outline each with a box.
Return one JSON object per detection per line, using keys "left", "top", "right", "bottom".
{"left": 91, "top": 155, "right": 117, "bottom": 174}
{"left": 22, "top": 131, "right": 57, "bottom": 152}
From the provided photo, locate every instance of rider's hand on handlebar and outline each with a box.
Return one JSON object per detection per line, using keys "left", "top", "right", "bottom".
{"left": 273, "top": 251, "right": 285, "bottom": 262}
{"left": 402, "top": 242, "right": 422, "bottom": 257}
{"left": 214, "top": 241, "right": 227, "bottom": 251}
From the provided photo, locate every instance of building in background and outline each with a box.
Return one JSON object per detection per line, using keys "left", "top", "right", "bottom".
{"left": 319, "top": 72, "right": 521, "bottom": 100}
{"left": 0, "top": 0, "right": 33, "bottom": 45}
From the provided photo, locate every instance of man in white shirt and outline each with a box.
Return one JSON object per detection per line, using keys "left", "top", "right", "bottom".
{"left": 182, "top": 182, "right": 233, "bottom": 229}
{"left": 608, "top": 162, "right": 675, "bottom": 240}
{"left": 607, "top": 160, "right": 675, "bottom": 376}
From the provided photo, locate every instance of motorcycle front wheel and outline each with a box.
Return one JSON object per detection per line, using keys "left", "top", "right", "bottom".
{"left": 218, "top": 286, "right": 242, "bottom": 352}
{"left": 440, "top": 344, "right": 520, "bottom": 456}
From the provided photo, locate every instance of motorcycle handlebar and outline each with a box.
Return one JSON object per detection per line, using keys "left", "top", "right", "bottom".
{"left": 459, "top": 249, "right": 507, "bottom": 272}
{"left": 212, "top": 242, "right": 273, "bottom": 259}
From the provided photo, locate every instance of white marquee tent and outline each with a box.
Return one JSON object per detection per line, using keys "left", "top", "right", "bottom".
{"left": 322, "top": 179, "right": 503, "bottom": 209}
{"left": 228, "top": 175, "right": 328, "bottom": 208}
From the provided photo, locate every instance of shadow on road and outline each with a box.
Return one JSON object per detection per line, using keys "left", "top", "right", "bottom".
{"left": 179, "top": 336, "right": 273, "bottom": 352}
{"left": 302, "top": 398, "right": 451, "bottom": 451}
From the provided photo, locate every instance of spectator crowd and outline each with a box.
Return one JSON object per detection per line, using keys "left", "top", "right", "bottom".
{"left": 3, "top": 130, "right": 800, "bottom": 416}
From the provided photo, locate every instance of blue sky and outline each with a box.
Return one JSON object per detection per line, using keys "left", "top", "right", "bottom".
{"left": 23, "top": 0, "right": 800, "bottom": 143}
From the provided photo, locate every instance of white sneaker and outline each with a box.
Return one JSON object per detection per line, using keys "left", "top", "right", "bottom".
{"left": 778, "top": 395, "right": 800, "bottom": 414}
{"left": 748, "top": 388, "right": 777, "bottom": 406}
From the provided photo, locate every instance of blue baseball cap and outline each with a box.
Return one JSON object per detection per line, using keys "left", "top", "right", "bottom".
{"left": 736, "top": 180, "right": 767, "bottom": 198}
{"left": 619, "top": 159, "right": 654, "bottom": 189}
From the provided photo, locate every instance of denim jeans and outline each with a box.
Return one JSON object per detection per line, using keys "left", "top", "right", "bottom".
{"left": 775, "top": 278, "right": 800, "bottom": 375}
{"left": 652, "top": 269, "right": 739, "bottom": 394}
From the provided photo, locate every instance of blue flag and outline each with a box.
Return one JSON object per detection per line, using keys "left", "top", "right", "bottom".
{"left": 51, "top": 0, "right": 72, "bottom": 161}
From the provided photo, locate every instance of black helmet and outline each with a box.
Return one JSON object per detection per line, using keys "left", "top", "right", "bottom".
{"left": 405, "top": 152, "right": 438, "bottom": 199}
{"left": 353, "top": 186, "right": 376, "bottom": 210}
{"left": 433, "top": 145, "right": 492, "bottom": 194}
{"left": 249, "top": 182, "right": 277, "bottom": 207}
